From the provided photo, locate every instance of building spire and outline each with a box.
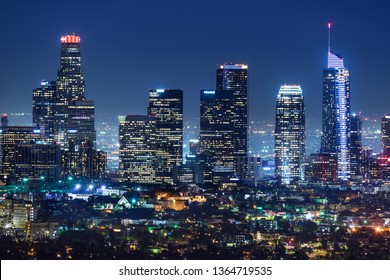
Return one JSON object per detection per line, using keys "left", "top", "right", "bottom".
{"left": 328, "top": 22, "right": 332, "bottom": 53}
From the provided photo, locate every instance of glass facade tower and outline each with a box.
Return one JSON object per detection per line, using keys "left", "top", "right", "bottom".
{"left": 321, "top": 26, "right": 350, "bottom": 181}
{"left": 275, "top": 85, "right": 306, "bottom": 185}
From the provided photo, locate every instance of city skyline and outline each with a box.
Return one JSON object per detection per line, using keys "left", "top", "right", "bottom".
{"left": 1, "top": 1, "right": 390, "bottom": 129}
{"left": 1, "top": 1, "right": 390, "bottom": 263}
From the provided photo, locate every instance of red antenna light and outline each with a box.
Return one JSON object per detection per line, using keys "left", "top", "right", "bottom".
{"left": 328, "top": 22, "right": 332, "bottom": 29}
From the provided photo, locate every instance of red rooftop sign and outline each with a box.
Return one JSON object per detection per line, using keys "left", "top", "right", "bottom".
{"left": 61, "top": 35, "right": 81, "bottom": 43}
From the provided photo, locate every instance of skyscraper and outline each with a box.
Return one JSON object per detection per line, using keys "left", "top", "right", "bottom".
{"left": 216, "top": 63, "right": 248, "bottom": 177}
{"left": 148, "top": 89, "right": 183, "bottom": 185}
{"left": 54, "top": 34, "right": 95, "bottom": 146}
{"left": 200, "top": 89, "right": 235, "bottom": 183}
{"left": 275, "top": 85, "right": 306, "bottom": 185}
{"left": 32, "top": 34, "right": 103, "bottom": 180}
{"left": 350, "top": 113, "right": 363, "bottom": 178}
{"left": 0, "top": 126, "right": 42, "bottom": 183}
{"left": 14, "top": 140, "right": 61, "bottom": 185}
{"left": 33, "top": 81, "right": 56, "bottom": 140}
{"left": 321, "top": 23, "right": 350, "bottom": 181}
{"left": 57, "top": 34, "right": 84, "bottom": 102}
{"left": 118, "top": 115, "right": 156, "bottom": 183}
{"left": 382, "top": 114, "right": 390, "bottom": 155}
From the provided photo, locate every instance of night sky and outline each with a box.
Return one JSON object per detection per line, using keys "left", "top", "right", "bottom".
{"left": 1, "top": 0, "right": 390, "bottom": 128}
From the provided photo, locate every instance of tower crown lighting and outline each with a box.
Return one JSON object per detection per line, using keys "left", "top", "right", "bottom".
{"left": 61, "top": 34, "right": 81, "bottom": 44}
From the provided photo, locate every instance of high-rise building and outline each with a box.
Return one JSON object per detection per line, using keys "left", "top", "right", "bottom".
{"left": 216, "top": 63, "right": 248, "bottom": 177}
{"left": 382, "top": 114, "right": 390, "bottom": 155}
{"left": 306, "top": 153, "right": 337, "bottom": 183}
{"left": 350, "top": 113, "right": 363, "bottom": 178}
{"left": 14, "top": 140, "right": 61, "bottom": 185}
{"left": 0, "top": 126, "right": 42, "bottom": 183}
{"left": 33, "top": 81, "right": 56, "bottom": 140}
{"left": 67, "top": 100, "right": 96, "bottom": 143}
{"left": 148, "top": 89, "right": 183, "bottom": 185}
{"left": 118, "top": 115, "right": 156, "bottom": 183}
{"left": 54, "top": 34, "right": 96, "bottom": 147}
{"left": 200, "top": 89, "right": 235, "bottom": 183}
{"left": 30, "top": 34, "right": 104, "bottom": 180}
{"left": 57, "top": 34, "right": 84, "bottom": 102}
{"left": 321, "top": 23, "right": 350, "bottom": 181}
{"left": 275, "top": 85, "right": 306, "bottom": 185}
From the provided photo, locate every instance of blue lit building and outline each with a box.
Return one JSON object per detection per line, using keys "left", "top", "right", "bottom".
{"left": 321, "top": 24, "right": 350, "bottom": 181}
{"left": 275, "top": 85, "right": 306, "bottom": 185}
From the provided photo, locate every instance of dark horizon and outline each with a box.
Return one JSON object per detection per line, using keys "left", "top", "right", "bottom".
{"left": 1, "top": 0, "right": 390, "bottom": 128}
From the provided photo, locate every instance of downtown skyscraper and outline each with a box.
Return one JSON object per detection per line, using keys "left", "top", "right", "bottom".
{"left": 200, "top": 89, "right": 235, "bottom": 183}
{"left": 275, "top": 85, "right": 306, "bottom": 185}
{"left": 321, "top": 24, "right": 350, "bottom": 181}
{"left": 148, "top": 89, "right": 183, "bottom": 185}
{"left": 216, "top": 64, "right": 248, "bottom": 177}
{"left": 119, "top": 115, "right": 156, "bottom": 183}
{"left": 32, "top": 34, "right": 105, "bottom": 181}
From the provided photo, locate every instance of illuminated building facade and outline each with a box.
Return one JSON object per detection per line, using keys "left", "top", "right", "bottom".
{"left": 61, "top": 138, "right": 106, "bottom": 180}
{"left": 0, "top": 126, "right": 42, "bottom": 183}
{"left": 200, "top": 89, "right": 235, "bottom": 183}
{"left": 148, "top": 89, "right": 183, "bottom": 185}
{"left": 118, "top": 115, "right": 156, "bottom": 183}
{"left": 32, "top": 81, "right": 56, "bottom": 140}
{"left": 0, "top": 199, "right": 34, "bottom": 229}
{"left": 67, "top": 100, "right": 96, "bottom": 143}
{"left": 275, "top": 85, "right": 306, "bottom": 185}
{"left": 321, "top": 24, "right": 350, "bottom": 181}
{"left": 350, "top": 114, "right": 363, "bottom": 178}
{"left": 216, "top": 63, "right": 248, "bottom": 177}
{"left": 381, "top": 114, "right": 390, "bottom": 155}
{"left": 306, "top": 153, "right": 337, "bottom": 182}
{"left": 54, "top": 34, "right": 96, "bottom": 147}
{"left": 14, "top": 141, "right": 61, "bottom": 184}
{"left": 29, "top": 34, "right": 104, "bottom": 180}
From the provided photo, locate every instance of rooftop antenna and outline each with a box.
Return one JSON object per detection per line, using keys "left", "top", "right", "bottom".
{"left": 328, "top": 22, "right": 332, "bottom": 53}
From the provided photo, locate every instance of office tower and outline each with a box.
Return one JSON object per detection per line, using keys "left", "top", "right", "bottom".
{"left": 0, "top": 126, "right": 42, "bottom": 183}
{"left": 67, "top": 100, "right": 96, "bottom": 143}
{"left": 54, "top": 34, "right": 96, "bottom": 146}
{"left": 350, "top": 114, "right": 363, "bottom": 178}
{"left": 32, "top": 81, "right": 56, "bottom": 140}
{"left": 275, "top": 85, "right": 306, "bottom": 185}
{"left": 216, "top": 63, "right": 248, "bottom": 177}
{"left": 200, "top": 89, "right": 235, "bottom": 183}
{"left": 14, "top": 141, "right": 61, "bottom": 185}
{"left": 57, "top": 34, "right": 84, "bottom": 101}
{"left": 321, "top": 23, "right": 350, "bottom": 181}
{"left": 382, "top": 114, "right": 390, "bottom": 155}
{"left": 148, "top": 89, "right": 183, "bottom": 185}
{"left": 118, "top": 115, "right": 156, "bottom": 183}
{"left": 306, "top": 153, "right": 337, "bottom": 182}
{"left": 1, "top": 114, "right": 8, "bottom": 127}
{"left": 92, "top": 150, "right": 107, "bottom": 179}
